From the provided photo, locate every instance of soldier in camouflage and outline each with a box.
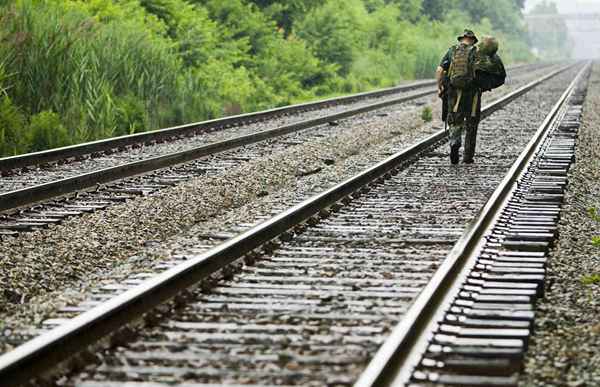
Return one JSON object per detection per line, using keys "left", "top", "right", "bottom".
{"left": 436, "top": 30, "right": 482, "bottom": 164}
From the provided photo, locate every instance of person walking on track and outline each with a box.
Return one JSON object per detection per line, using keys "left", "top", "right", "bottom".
{"left": 436, "top": 29, "right": 482, "bottom": 165}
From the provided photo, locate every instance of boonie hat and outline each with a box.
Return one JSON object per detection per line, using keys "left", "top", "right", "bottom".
{"left": 457, "top": 29, "right": 479, "bottom": 44}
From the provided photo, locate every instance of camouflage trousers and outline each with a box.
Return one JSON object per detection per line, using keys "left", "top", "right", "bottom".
{"left": 447, "top": 87, "right": 482, "bottom": 161}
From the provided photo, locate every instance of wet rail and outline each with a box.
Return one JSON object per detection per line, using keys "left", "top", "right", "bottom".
{"left": 0, "top": 64, "right": 569, "bottom": 238}
{"left": 0, "top": 81, "right": 429, "bottom": 174}
{"left": 0, "top": 65, "right": 550, "bottom": 203}
{"left": 357, "top": 63, "right": 590, "bottom": 387}
{"left": 0, "top": 63, "right": 541, "bottom": 176}
{"left": 0, "top": 63, "right": 586, "bottom": 386}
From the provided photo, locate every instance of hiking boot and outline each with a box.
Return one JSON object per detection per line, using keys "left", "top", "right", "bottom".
{"left": 463, "top": 157, "right": 474, "bottom": 164}
{"left": 450, "top": 145, "right": 460, "bottom": 165}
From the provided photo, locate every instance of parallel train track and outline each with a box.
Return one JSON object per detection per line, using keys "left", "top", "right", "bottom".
{"left": 0, "top": 64, "right": 567, "bottom": 238}
{"left": 0, "top": 63, "right": 541, "bottom": 176}
{"left": 0, "top": 63, "right": 588, "bottom": 386}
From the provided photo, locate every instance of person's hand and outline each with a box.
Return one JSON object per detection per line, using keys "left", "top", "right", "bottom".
{"left": 438, "top": 85, "right": 445, "bottom": 98}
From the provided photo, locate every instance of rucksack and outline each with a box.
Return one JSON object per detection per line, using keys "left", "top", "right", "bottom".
{"left": 448, "top": 44, "right": 476, "bottom": 89}
{"left": 475, "top": 53, "right": 506, "bottom": 91}
{"left": 475, "top": 37, "right": 506, "bottom": 92}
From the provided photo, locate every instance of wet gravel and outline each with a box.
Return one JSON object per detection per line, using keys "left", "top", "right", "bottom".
{"left": 0, "top": 65, "right": 552, "bottom": 194}
{"left": 0, "top": 87, "right": 434, "bottom": 194}
{"left": 0, "top": 66, "right": 580, "bottom": 357}
{"left": 520, "top": 62, "right": 600, "bottom": 387}
{"left": 53, "top": 67, "right": 581, "bottom": 386}
{"left": 0, "top": 97, "right": 437, "bottom": 329}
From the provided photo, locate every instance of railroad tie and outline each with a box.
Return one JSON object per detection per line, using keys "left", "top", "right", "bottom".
{"left": 408, "top": 82, "right": 585, "bottom": 387}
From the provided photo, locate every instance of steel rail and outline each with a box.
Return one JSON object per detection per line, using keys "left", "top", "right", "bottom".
{"left": 353, "top": 62, "right": 590, "bottom": 387}
{"left": 0, "top": 63, "right": 545, "bottom": 174}
{"left": 0, "top": 87, "right": 436, "bottom": 213}
{"left": 0, "top": 80, "right": 436, "bottom": 173}
{"left": 0, "top": 63, "right": 578, "bottom": 387}
{"left": 0, "top": 64, "right": 572, "bottom": 214}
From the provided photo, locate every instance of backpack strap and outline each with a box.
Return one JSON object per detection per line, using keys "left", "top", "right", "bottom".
{"left": 468, "top": 45, "right": 477, "bottom": 80}
{"left": 447, "top": 45, "right": 458, "bottom": 78}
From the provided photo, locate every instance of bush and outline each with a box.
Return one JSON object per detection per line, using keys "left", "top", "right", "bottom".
{"left": 114, "top": 94, "right": 149, "bottom": 136}
{"left": 588, "top": 207, "right": 600, "bottom": 222}
{"left": 0, "top": 0, "right": 180, "bottom": 139}
{"left": 295, "top": 0, "right": 366, "bottom": 77}
{"left": 0, "top": 0, "right": 535, "bottom": 156}
{"left": 421, "top": 106, "right": 433, "bottom": 122}
{"left": 581, "top": 273, "right": 600, "bottom": 285}
{"left": 26, "top": 111, "right": 70, "bottom": 152}
{"left": 0, "top": 96, "right": 26, "bottom": 155}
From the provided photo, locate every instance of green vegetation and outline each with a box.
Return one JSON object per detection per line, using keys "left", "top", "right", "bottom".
{"left": 592, "top": 236, "right": 600, "bottom": 248}
{"left": 581, "top": 273, "right": 600, "bottom": 286}
{"left": 588, "top": 207, "right": 600, "bottom": 222}
{"left": 421, "top": 106, "right": 433, "bottom": 122}
{"left": 0, "top": 0, "right": 534, "bottom": 156}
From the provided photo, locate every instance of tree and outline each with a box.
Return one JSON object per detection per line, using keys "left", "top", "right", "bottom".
{"left": 0, "top": 0, "right": 535, "bottom": 156}
{"left": 385, "top": 0, "right": 423, "bottom": 21}
{"left": 295, "top": 0, "right": 368, "bottom": 76}
{"left": 247, "top": 0, "right": 321, "bottom": 32}
{"left": 139, "top": 0, "right": 177, "bottom": 36}
{"left": 456, "top": 0, "right": 524, "bottom": 34}
{"left": 422, "top": 0, "right": 455, "bottom": 20}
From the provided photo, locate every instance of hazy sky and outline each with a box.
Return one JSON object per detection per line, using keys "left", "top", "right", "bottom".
{"left": 525, "top": 0, "right": 600, "bottom": 13}
{"left": 525, "top": 0, "right": 600, "bottom": 59}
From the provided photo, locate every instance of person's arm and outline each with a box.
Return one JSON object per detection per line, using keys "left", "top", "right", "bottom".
{"left": 436, "top": 66, "right": 446, "bottom": 97}
{"left": 437, "top": 48, "right": 451, "bottom": 97}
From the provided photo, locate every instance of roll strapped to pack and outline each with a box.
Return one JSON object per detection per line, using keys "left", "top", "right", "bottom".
{"left": 475, "top": 36, "right": 506, "bottom": 92}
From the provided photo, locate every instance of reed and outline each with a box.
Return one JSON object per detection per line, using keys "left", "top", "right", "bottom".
{"left": 0, "top": 0, "right": 181, "bottom": 144}
{"left": 0, "top": 0, "right": 534, "bottom": 157}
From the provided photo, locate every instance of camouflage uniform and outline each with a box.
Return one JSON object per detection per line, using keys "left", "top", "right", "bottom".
{"left": 439, "top": 43, "right": 482, "bottom": 163}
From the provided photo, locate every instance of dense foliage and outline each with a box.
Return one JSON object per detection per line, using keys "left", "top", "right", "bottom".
{"left": 0, "top": 0, "right": 534, "bottom": 156}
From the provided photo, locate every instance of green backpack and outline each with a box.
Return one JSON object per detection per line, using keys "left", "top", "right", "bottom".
{"left": 475, "top": 36, "right": 506, "bottom": 92}
{"left": 448, "top": 44, "right": 476, "bottom": 89}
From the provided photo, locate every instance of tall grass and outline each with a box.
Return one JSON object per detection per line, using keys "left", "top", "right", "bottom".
{"left": 0, "top": 0, "right": 535, "bottom": 157}
{"left": 0, "top": 1, "right": 181, "bottom": 144}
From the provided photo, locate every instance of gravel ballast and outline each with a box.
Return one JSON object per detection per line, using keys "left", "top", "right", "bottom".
{"left": 520, "top": 63, "right": 600, "bottom": 386}
{"left": 0, "top": 67, "right": 576, "bottom": 354}
{"left": 0, "top": 65, "right": 550, "bottom": 194}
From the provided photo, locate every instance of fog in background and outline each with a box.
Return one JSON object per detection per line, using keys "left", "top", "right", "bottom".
{"left": 525, "top": 0, "right": 600, "bottom": 59}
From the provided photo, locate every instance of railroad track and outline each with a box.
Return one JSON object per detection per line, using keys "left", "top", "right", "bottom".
{"left": 0, "top": 63, "right": 541, "bottom": 177}
{"left": 0, "top": 64, "right": 567, "bottom": 238}
{"left": 357, "top": 64, "right": 589, "bottom": 387}
{"left": 0, "top": 63, "right": 588, "bottom": 386}
{"left": 0, "top": 80, "right": 438, "bottom": 175}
